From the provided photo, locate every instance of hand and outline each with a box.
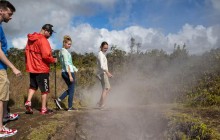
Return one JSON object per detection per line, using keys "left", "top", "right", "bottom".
{"left": 70, "top": 76, "right": 74, "bottom": 82}
{"left": 107, "top": 72, "right": 113, "bottom": 78}
{"left": 12, "top": 68, "right": 22, "bottom": 77}
{"left": 54, "top": 58, "right": 58, "bottom": 63}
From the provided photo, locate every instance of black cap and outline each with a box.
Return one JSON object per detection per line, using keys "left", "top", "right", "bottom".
{"left": 42, "top": 24, "right": 55, "bottom": 34}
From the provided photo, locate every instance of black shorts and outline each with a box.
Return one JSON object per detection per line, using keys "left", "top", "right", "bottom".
{"left": 29, "top": 73, "right": 50, "bottom": 94}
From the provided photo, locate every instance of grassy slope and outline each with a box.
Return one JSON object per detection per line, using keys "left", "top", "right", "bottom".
{"left": 165, "top": 105, "right": 220, "bottom": 140}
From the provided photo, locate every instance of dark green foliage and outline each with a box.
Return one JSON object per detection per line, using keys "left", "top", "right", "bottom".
{"left": 72, "top": 52, "right": 97, "bottom": 88}
{"left": 187, "top": 73, "right": 220, "bottom": 107}
{"left": 185, "top": 48, "right": 220, "bottom": 107}
{"left": 170, "top": 44, "right": 188, "bottom": 61}
{"left": 70, "top": 52, "right": 97, "bottom": 70}
{"left": 76, "top": 68, "right": 96, "bottom": 89}
{"left": 8, "top": 45, "right": 220, "bottom": 140}
{"left": 7, "top": 45, "right": 220, "bottom": 106}
{"left": 107, "top": 45, "right": 126, "bottom": 75}
{"left": 166, "top": 113, "right": 218, "bottom": 140}
{"left": 8, "top": 48, "right": 26, "bottom": 72}
{"left": 7, "top": 43, "right": 220, "bottom": 139}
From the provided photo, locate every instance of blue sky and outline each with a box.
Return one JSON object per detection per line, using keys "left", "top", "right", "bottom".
{"left": 72, "top": 0, "right": 215, "bottom": 33}
{"left": 6, "top": 0, "right": 220, "bottom": 54}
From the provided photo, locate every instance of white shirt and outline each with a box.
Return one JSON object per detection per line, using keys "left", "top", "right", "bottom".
{"left": 97, "top": 51, "right": 108, "bottom": 75}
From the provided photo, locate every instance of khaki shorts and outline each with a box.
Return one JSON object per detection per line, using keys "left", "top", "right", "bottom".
{"left": 0, "top": 70, "right": 10, "bottom": 101}
{"left": 100, "top": 73, "right": 110, "bottom": 89}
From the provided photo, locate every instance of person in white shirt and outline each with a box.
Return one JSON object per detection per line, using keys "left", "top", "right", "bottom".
{"left": 97, "top": 41, "right": 113, "bottom": 108}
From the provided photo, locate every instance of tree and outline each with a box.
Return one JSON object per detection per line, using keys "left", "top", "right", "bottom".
{"left": 107, "top": 45, "right": 126, "bottom": 73}
{"left": 130, "top": 37, "right": 135, "bottom": 54}
{"left": 170, "top": 43, "right": 188, "bottom": 60}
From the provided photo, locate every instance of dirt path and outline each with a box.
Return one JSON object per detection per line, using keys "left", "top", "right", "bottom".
{"left": 3, "top": 108, "right": 76, "bottom": 140}
{"left": 3, "top": 105, "right": 170, "bottom": 140}
{"left": 51, "top": 105, "right": 170, "bottom": 140}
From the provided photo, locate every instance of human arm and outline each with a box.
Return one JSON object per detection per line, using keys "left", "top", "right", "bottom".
{"left": 98, "top": 52, "right": 113, "bottom": 78}
{"left": 39, "top": 38, "right": 57, "bottom": 64}
{"left": 0, "top": 42, "right": 21, "bottom": 76}
{"left": 106, "top": 71, "right": 113, "bottom": 78}
{"left": 72, "top": 65, "right": 78, "bottom": 73}
{"left": 62, "top": 49, "right": 75, "bottom": 82}
{"left": 68, "top": 65, "right": 74, "bottom": 82}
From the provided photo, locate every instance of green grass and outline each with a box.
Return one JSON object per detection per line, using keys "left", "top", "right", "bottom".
{"left": 26, "top": 113, "right": 67, "bottom": 140}
{"left": 165, "top": 106, "right": 220, "bottom": 140}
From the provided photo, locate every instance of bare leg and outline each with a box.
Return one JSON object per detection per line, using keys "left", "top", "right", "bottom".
{"left": 27, "top": 89, "right": 35, "bottom": 101}
{"left": 0, "top": 101, "right": 3, "bottom": 129}
{"left": 3, "top": 101, "right": 8, "bottom": 118}
{"left": 41, "top": 94, "right": 47, "bottom": 109}
{"left": 25, "top": 89, "right": 35, "bottom": 114}
{"left": 99, "top": 88, "right": 110, "bottom": 107}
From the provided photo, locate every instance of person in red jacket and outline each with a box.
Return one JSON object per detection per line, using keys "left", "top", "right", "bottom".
{"left": 24, "top": 24, "right": 57, "bottom": 115}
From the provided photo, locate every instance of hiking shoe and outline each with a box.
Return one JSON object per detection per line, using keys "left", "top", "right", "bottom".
{"left": 40, "top": 108, "right": 53, "bottom": 115}
{"left": 0, "top": 126, "right": 17, "bottom": 138}
{"left": 96, "top": 102, "right": 101, "bottom": 107}
{"left": 3, "top": 113, "right": 19, "bottom": 123}
{"left": 98, "top": 104, "right": 105, "bottom": 110}
{"left": 99, "top": 104, "right": 105, "bottom": 108}
{"left": 67, "top": 107, "right": 78, "bottom": 111}
{"left": 54, "top": 99, "right": 62, "bottom": 109}
{"left": 25, "top": 101, "right": 33, "bottom": 114}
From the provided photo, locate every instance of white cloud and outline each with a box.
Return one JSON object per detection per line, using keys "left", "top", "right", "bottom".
{"left": 5, "top": 0, "right": 220, "bottom": 55}
{"left": 12, "top": 37, "right": 27, "bottom": 49}
{"left": 12, "top": 24, "right": 220, "bottom": 55}
{"left": 71, "top": 24, "right": 220, "bottom": 54}
{"left": 12, "top": 36, "right": 57, "bottom": 50}
{"left": 167, "top": 24, "right": 219, "bottom": 54}
{"left": 5, "top": 0, "right": 118, "bottom": 36}
{"left": 211, "top": 0, "right": 220, "bottom": 12}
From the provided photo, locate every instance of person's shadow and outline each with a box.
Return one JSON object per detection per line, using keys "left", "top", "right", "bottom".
{"left": 7, "top": 99, "right": 15, "bottom": 113}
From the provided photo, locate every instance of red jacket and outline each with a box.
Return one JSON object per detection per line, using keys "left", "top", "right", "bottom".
{"left": 25, "top": 32, "right": 55, "bottom": 73}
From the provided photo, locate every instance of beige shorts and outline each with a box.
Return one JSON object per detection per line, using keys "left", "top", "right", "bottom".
{"left": 100, "top": 73, "right": 110, "bottom": 89}
{"left": 0, "top": 70, "right": 10, "bottom": 101}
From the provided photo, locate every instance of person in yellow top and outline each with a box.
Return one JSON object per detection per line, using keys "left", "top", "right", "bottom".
{"left": 55, "top": 35, "right": 78, "bottom": 111}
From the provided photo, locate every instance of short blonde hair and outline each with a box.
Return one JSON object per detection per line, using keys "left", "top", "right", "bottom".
{"left": 63, "top": 35, "right": 72, "bottom": 46}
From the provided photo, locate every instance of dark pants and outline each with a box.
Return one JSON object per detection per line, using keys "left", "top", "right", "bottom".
{"left": 29, "top": 73, "right": 50, "bottom": 94}
{"left": 59, "top": 72, "right": 75, "bottom": 108}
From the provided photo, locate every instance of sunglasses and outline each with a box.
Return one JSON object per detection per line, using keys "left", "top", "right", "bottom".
{"left": 48, "top": 30, "right": 53, "bottom": 36}
{"left": 44, "top": 29, "right": 53, "bottom": 36}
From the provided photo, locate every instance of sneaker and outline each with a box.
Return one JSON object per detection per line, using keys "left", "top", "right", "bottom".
{"left": 96, "top": 102, "right": 101, "bottom": 107}
{"left": 3, "top": 113, "right": 19, "bottom": 123}
{"left": 40, "top": 108, "right": 53, "bottom": 115}
{"left": 0, "top": 126, "right": 17, "bottom": 138}
{"left": 98, "top": 104, "right": 105, "bottom": 110}
{"left": 54, "top": 99, "right": 62, "bottom": 109}
{"left": 25, "top": 101, "right": 33, "bottom": 114}
{"left": 67, "top": 107, "right": 78, "bottom": 111}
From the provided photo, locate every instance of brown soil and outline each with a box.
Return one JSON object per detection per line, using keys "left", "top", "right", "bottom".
{"left": 4, "top": 105, "right": 171, "bottom": 140}
{"left": 3, "top": 108, "right": 76, "bottom": 140}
